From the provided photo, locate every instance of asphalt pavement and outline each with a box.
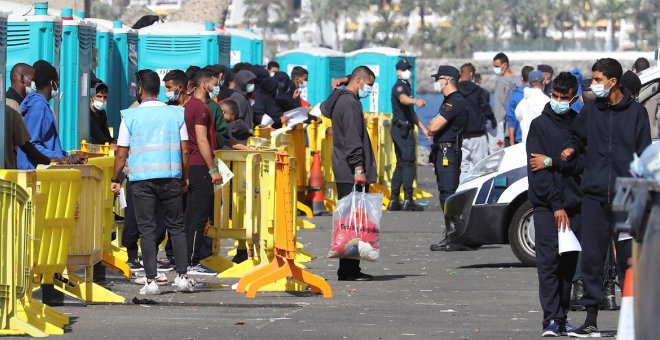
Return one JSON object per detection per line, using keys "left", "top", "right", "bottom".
{"left": 9, "top": 165, "right": 620, "bottom": 339}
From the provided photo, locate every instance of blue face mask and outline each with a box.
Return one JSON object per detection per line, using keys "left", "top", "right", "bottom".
{"left": 550, "top": 98, "right": 572, "bottom": 114}
{"left": 359, "top": 83, "right": 373, "bottom": 99}
{"left": 591, "top": 78, "right": 612, "bottom": 98}
{"left": 207, "top": 84, "right": 220, "bottom": 98}
{"left": 246, "top": 83, "right": 255, "bottom": 93}
{"left": 493, "top": 67, "right": 502, "bottom": 75}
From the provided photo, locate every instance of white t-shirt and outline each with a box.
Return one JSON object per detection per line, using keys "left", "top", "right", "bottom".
{"left": 116, "top": 101, "right": 188, "bottom": 147}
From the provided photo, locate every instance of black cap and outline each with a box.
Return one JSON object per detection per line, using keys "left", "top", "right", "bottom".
{"left": 431, "top": 65, "right": 459, "bottom": 79}
{"left": 396, "top": 58, "right": 413, "bottom": 71}
{"left": 537, "top": 64, "right": 554, "bottom": 74}
{"left": 581, "top": 78, "right": 593, "bottom": 91}
{"left": 621, "top": 70, "right": 641, "bottom": 94}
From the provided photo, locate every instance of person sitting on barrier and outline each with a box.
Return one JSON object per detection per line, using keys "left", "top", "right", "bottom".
{"left": 321, "top": 65, "right": 378, "bottom": 281}
{"left": 228, "top": 70, "right": 257, "bottom": 130}
{"left": 89, "top": 80, "right": 117, "bottom": 150}
{"left": 184, "top": 68, "right": 222, "bottom": 276}
{"left": 164, "top": 69, "right": 189, "bottom": 107}
{"left": 4, "top": 63, "right": 51, "bottom": 169}
{"left": 16, "top": 60, "right": 78, "bottom": 169}
{"left": 111, "top": 69, "right": 194, "bottom": 295}
{"left": 202, "top": 65, "right": 231, "bottom": 149}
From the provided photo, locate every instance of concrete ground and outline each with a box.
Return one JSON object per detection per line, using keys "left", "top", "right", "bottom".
{"left": 10, "top": 166, "right": 620, "bottom": 339}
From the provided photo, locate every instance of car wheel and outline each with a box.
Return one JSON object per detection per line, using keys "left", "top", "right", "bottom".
{"left": 508, "top": 200, "right": 536, "bottom": 267}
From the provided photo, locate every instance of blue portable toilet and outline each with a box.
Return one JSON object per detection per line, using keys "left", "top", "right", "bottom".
{"left": 0, "top": 11, "right": 7, "bottom": 167}
{"left": 276, "top": 47, "right": 345, "bottom": 106}
{"left": 58, "top": 8, "right": 96, "bottom": 151}
{"left": 345, "top": 47, "right": 416, "bottom": 114}
{"left": 3, "top": 1, "right": 62, "bottom": 114}
{"left": 138, "top": 21, "right": 231, "bottom": 101}
{"left": 86, "top": 19, "right": 138, "bottom": 135}
{"left": 226, "top": 28, "right": 263, "bottom": 66}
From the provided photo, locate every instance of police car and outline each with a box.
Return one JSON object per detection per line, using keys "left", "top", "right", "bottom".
{"left": 443, "top": 64, "right": 660, "bottom": 266}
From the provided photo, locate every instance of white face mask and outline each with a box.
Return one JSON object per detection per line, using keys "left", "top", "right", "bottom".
{"left": 433, "top": 79, "right": 444, "bottom": 93}
{"left": 92, "top": 100, "right": 106, "bottom": 111}
{"left": 165, "top": 90, "right": 179, "bottom": 101}
{"left": 493, "top": 67, "right": 502, "bottom": 75}
{"left": 298, "top": 81, "right": 308, "bottom": 89}
{"left": 400, "top": 69, "right": 411, "bottom": 80}
{"left": 270, "top": 72, "right": 275, "bottom": 77}
{"left": 26, "top": 81, "right": 36, "bottom": 95}
{"left": 246, "top": 83, "right": 255, "bottom": 93}
{"left": 51, "top": 81, "right": 60, "bottom": 100}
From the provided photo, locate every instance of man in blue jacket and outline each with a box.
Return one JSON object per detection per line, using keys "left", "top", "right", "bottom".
{"left": 562, "top": 58, "right": 651, "bottom": 337}
{"left": 16, "top": 61, "right": 66, "bottom": 169}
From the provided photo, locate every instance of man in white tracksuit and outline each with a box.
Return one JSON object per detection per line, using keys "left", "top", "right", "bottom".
{"left": 516, "top": 70, "right": 550, "bottom": 143}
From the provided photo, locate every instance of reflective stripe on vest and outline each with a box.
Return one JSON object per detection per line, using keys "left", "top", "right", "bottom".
{"left": 122, "top": 105, "right": 185, "bottom": 181}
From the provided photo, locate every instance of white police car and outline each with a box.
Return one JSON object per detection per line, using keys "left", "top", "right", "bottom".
{"left": 443, "top": 63, "right": 660, "bottom": 267}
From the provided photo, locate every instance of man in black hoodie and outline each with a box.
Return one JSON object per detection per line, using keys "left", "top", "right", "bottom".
{"left": 562, "top": 58, "right": 651, "bottom": 337}
{"left": 457, "top": 63, "right": 496, "bottom": 181}
{"left": 321, "top": 66, "right": 377, "bottom": 281}
{"left": 527, "top": 72, "right": 583, "bottom": 337}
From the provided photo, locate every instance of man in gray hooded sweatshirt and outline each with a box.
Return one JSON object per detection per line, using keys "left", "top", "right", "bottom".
{"left": 228, "top": 70, "right": 257, "bottom": 129}
{"left": 321, "top": 66, "right": 377, "bottom": 281}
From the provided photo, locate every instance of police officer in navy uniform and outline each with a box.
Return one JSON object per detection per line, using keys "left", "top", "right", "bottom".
{"left": 425, "top": 66, "right": 469, "bottom": 252}
{"left": 388, "top": 58, "right": 429, "bottom": 211}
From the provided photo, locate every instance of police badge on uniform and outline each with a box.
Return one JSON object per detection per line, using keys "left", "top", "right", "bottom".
{"left": 442, "top": 103, "right": 453, "bottom": 112}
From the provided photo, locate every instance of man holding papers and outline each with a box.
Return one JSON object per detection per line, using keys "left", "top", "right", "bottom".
{"left": 526, "top": 72, "right": 583, "bottom": 337}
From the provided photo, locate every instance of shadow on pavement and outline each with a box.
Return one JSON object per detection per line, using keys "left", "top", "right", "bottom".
{"left": 457, "top": 262, "right": 531, "bottom": 269}
{"left": 371, "top": 274, "right": 422, "bottom": 281}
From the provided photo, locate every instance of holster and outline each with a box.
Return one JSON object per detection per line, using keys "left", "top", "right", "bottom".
{"left": 393, "top": 119, "right": 412, "bottom": 139}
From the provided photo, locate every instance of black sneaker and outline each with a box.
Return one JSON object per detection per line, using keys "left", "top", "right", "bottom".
{"left": 568, "top": 324, "right": 601, "bottom": 338}
{"left": 387, "top": 199, "right": 402, "bottom": 211}
{"left": 570, "top": 280, "right": 586, "bottom": 311}
{"left": 127, "top": 258, "right": 144, "bottom": 272}
{"left": 402, "top": 199, "right": 424, "bottom": 211}
{"left": 157, "top": 263, "right": 174, "bottom": 272}
{"left": 429, "top": 238, "right": 450, "bottom": 251}
{"left": 338, "top": 272, "right": 373, "bottom": 281}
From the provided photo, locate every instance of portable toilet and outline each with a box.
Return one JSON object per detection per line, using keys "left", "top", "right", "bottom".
{"left": 138, "top": 21, "right": 231, "bottom": 101}
{"left": 276, "top": 47, "right": 345, "bottom": 106}
{"left": 0, "top": 11, "right": 7, "bottom": 167}
{"left": 86, "top": 19, "right": 138, "bottom": 134}
{"left": 3, "top": 1, "right": 62, "bottom": 114}
{"left": 226, "top": 28, "right": 263, "bottom": 66}
{"left": 345, "top": 47, "right": 416, "bottom": 114}
{"left": 58, "top": 8, "right": 96, "bottom": 151}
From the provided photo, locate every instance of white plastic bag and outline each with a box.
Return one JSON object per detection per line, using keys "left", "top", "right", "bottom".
{"left": 328, "top": 187, "right": 383, "bottom": 262}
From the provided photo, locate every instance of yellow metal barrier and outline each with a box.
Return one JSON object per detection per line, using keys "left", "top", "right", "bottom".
{"left": 236, "top": 152, "right": 332, "bottom": 298}
{"left": 48, "top": 165, "right": 125, "bottom": 304}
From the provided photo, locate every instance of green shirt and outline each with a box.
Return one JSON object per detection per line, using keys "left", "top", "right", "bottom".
{"left": 207, "top": 99, "right": 230, "bottom": 149}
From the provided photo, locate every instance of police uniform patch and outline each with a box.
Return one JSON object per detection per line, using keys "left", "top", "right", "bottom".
{"left": 442, "top": 103, "right": 453, "bottom": 112}
{"left": 397, "top": 86, "right": 403, "bottom": 92}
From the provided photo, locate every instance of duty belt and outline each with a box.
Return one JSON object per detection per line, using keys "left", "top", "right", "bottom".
{"left": 392, "top": 118, "right": 413, "bottom": 129}
{"left": 434, "top": 142, "right": 455, "bottom": 148}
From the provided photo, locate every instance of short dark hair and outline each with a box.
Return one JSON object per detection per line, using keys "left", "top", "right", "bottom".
{"left": 232, "top": 62, "right": 252, "bottom": 74}
{"left": 291, "top": 66, "right": 308, "bottom": 79}
{"left": 267, "top": 61, "right": 279, "bottom": 70}
{"left": 633, "top": 57, "right": 650, "bottom": 73}
{"left": 592, "top": 58, "right": 623, "bottom": 83}
{"left": 33, "top": 60, "right": 58, "bottom": 90}
{"left": 220, "top": 99, "right": 238, "bottom": 116}
{"left": 186, "top": 66, "right": 201, "bottom": 82}
{"left": 136, "top": 69, "right": 160, "bottom": 96}
{"left": 204, "top": 65, "right": 224, "bottom": 78}
{"left": 460, "top": 63, "right": 475, "bottom": 75}
{"left": 552, "top": 72, "right": 578, "bottom": 96}
{"left": 163, "top": 69, "right": 187, "bottom": 85}
{"left": 350, "top": 65, "right": 376, "bottom": 83}
{"left": 521, "top": 66, "right": 534, "bottom": 82}
{"left": 192, "top": 68, "right": 215, "bottom": 87}
{"left": 493, "top": 52, "right": 509, "bottom": 65}
{"left": 94, "top": 83, "right": 109, "bottom": 95}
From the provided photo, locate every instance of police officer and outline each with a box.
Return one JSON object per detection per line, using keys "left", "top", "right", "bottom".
{"left": 425, "top": 66, "right": 468, "bottom": 252}
{"left": 388, "top": 58, "right": 429, "bottom": 211}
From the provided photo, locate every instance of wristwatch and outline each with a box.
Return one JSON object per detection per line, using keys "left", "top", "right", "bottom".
{"left": 111, "top": 178, "right": 121, "bottom": 184}
{"left": 354, "top": 169, "right": 365, "bottom": 175}
{"left": 544, "top": 156, "right": 551, "bottom": 168}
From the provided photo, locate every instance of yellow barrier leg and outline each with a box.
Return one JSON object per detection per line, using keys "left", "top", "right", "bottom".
{"left": 102, "top": 251, "right": 132, "bottom": 279}
{"left": 413, "top": 187, "right": 434, "bottom": 199}
{"left": 200, "top": 255, "right": 236, "bottom": 274}
{"left": 54, "top": 271, "right": 125, "bottom": 304}
{"left": 17, "top": 299, "right": 68, "bottom": 334}
{"left": 297, "top": 218, "right": 317, "bottom": 229}
{"left": 296, "top": 201, "right": 313, "bottom": 218}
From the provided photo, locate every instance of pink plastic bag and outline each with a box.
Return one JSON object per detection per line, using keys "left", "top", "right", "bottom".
{"left": 328, "top": 187, "right": 383, "bottom": 262}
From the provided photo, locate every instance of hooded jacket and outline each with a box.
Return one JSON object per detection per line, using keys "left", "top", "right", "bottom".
{"left": 527, "top": 104, "right": 583, "bottom": 211}
{"left": 228, "top": 70, "right": 256, "bottom": 129}
{"left": 253, "top": 77, "right": 285, "bottom": 128}
{"left": 273, "top": 71, "right": 302, "bottom": 111}
{"left": 458, "top": 80, "right": 496, "bottom": 138}
{"left": 321, "top": 89, "right": 376, "bottom": 184}
{"left": 16, "top": 92, "right": 66, "bottom": 169}
{"left": 515, "top": 87, "right": 550, "bottom": 143}
{"left": 568, "top": 88, "right": 651, "bottom": 203}
{"left": 569, "top": 68, "right": 584, "bottom": 112}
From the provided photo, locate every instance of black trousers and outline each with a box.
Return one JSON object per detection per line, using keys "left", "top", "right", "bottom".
{"left": 185, "top": 165, "right": 214, "bottom": 266}
{"left": 122, "top": 180, "right": 171, "bottom": 261}
{"left": 580, "top": 196, "right": 627, "bottom": 307}
{"left": 534, "top": 207, "right": 580, "bottom": 328}
{"left": 336, "top": 183, "right": 368, "bottom": 277}
{"left": 131, "top": 178, "right": 188, "bottom": 278}
{"left": 390, "top": 125, "right": 416, "bottom": 199}
{"left": 433, "top": 145, "right": 461, "bottom": 210}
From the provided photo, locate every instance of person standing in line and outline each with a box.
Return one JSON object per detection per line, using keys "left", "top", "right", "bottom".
{"left": 491, "top": 52, "right": 519, "bottom": 152}
{"left": 506, "top": 66, "right": 534, "bottom": 146}
{"left": 538, "top": 64, "right": 555, "bottom": 96}
{"left": 387, "top": 58, "right": 428, "bottom": 212}
{"left": 321, "top": 66, "right": 377, "bottom": 281}
{"left": 515, "top": 70, "right": 550, "bottom": 144}
{"left": 110, "top": 69, "right": 194, "bottom": 295}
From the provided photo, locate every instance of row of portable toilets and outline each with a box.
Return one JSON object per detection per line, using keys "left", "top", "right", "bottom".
{"left": 0, "top": 1, "right": 416, "bottom": 165}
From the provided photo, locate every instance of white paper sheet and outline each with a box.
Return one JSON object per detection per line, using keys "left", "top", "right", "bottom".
{"left": 618, "top": 232, "right": 633, "bottom": 241}
{"left": 284, "top": 107, "right": 309, "bottom": 126}
{"left": 558, "top": 228, "right": 582, "bottom": 254}
{"left": 214, "top": 158, "right": 234, "bottom": 192}
{"left": 260, "top": 114, "right": 274, "bottom": 127}
{"left": 309, "top": 103, "right": 322, "bottom": 117}
{"left": 119, "top": 188, "right": 127, "bottom": 210}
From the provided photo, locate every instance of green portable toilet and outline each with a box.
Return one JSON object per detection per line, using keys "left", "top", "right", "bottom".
{"left": 345, "top": 47, "right": 416, "bottom": 114}
{"left": 3, "top": 1, "right": 62, "bottom": 116}
{"left": 226, "top": 28, "right": 263, "bottom": 66}
{"left": 276, "top": 47, "right": 345, "bottom": 106}
{"left": 58, "top": 8, "right": 96, "bottom": 151}
{"left": 0, "top": 11, "right": 7, "bottom": 167}
{"left": 138, "top": 21, "right": 231, "bottom": 101}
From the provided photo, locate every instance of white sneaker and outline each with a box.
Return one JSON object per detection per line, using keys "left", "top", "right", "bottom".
{"left": 134, "top": 273, "right": 169, "bottom": 285}
{"left": 173, "top": 275, "right": 195, "bottom": 292}
{"left": 139, "top": 280, "right": 160, "bottom": 295}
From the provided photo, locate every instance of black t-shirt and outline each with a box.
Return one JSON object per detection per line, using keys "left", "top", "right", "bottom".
{"left": 391, "top": 79, "right": 413, "bottom": 122}
{"left": 89, "top": 108, "right": 116, "bottom": 145}
{"left": 433, "top": 91, "right": 467, "bottom": 143}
